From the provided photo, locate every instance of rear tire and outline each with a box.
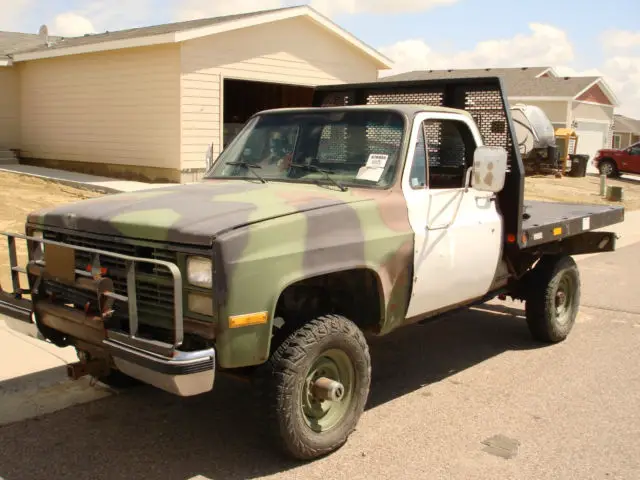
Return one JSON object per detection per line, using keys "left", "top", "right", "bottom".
{"left": 525, "top": 255, "right": 581, "bottom": 343}
{"left": 254, "top": 314, "right": 371, "bottom": 460}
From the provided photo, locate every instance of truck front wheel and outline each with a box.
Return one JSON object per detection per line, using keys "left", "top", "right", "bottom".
{"left": 525, "top": 255, "right": 581, "bottom": 343}
{"left": 255, "top": 314, "right": 371, "bottom": 460}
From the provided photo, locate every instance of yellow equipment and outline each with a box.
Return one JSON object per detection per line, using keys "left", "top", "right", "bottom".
{"left": 555, "top": 128, "right": 579, "bottom": 175}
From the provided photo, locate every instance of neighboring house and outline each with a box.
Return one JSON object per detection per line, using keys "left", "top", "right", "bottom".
{"left": 612, "top": 114, "right": 640, "bottom": 149}
{"left": 381, "top": 67, "right": 619, "bottom": 162}
{"left": 0, "top": 6, "right": 391, "bottom": 183}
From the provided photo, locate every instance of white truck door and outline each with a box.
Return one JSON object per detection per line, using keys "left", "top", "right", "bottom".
{"left": 402, "top": 112, "right": 503, "bottom": 319}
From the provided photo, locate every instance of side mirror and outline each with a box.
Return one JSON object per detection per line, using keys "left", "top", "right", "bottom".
{"left": 472, "top": 146, "right": 507, "bottom": 193}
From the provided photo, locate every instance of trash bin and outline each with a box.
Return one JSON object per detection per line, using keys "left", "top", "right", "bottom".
{"left": 568, "top": 154, "right": 589, "bottom": 177}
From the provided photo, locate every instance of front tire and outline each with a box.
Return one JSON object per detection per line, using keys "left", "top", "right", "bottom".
{"left": 525, "top": 255, "right": 581, "bottom": 343}
{"left": 255, "top": 314, "right": 371, "bottom": 460}
{"left": 598, "top": 159, "right": 619, "bottom": 178}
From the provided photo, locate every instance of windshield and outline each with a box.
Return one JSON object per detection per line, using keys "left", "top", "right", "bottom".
{"left": 204, "top": 109, "right": 406, "bottom": 188}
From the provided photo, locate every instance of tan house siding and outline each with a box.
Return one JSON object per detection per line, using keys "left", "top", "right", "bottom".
{"left": 184, "top": 16, "right": 379, "bottom": 86}
{"left": 613, "top": 132, "right": 632, "bottom": 149}
{"left": 179, "top": 41, "right": 222, "bottom": 172}
{"left": 0, "top": 67, "right": 21, "bottom": 149}
{"left": 178, "top": 15, "right": 379, "bottom": 172}
{"left": 572, "top": 101, "right": 614, "bottom": 123}
{"left": 511, "top": 100, "right": 568, "bottom": 125}
{"left": 19, "top": 44, "right": 181, "bottom": 180}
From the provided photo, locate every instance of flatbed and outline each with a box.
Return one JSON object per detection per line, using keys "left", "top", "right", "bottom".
{"left": 521, "top": 200, "right": 624, "bottom": 248}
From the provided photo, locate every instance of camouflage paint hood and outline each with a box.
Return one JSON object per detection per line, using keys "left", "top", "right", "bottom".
{"left": 27, "top": 181, "right": 371, "bottom": 246}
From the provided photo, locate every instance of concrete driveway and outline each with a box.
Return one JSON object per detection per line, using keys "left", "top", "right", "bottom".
{"left": 0, "top": 233, "right": 639, "bottom": 479}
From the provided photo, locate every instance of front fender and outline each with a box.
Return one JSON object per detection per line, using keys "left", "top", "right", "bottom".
{"left": 213, "top": 197, "right": 413, "bottom": 369}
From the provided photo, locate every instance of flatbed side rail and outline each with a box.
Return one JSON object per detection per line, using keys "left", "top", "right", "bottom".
{"left": 0, "top": 230, "right": 184, "bottom": 354}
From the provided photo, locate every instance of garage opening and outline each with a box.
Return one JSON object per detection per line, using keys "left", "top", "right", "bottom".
{"left": 223, "top": 78, "right": 315, "bottom": 148}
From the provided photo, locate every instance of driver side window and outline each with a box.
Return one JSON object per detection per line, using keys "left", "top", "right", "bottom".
{"left": 408, "top": 117, "right": 475, "bottom": 190}
{"left": 629, "top": 143, "right": 640, "bottom": 155}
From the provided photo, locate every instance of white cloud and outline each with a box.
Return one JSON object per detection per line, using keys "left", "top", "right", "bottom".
{"left": 0, "top": 0, "right": 33, "bottom": 32}
{"left": 175, "top": 0, "right": 284, "bottom": 21}
{"left": 601, "top": 29, "right": 640, "bottom": 51}
{"left": 173, "top": 0, "right": 459, "bottom": 20}
{"left": 378, "top": 25, "right": 640, "bottom": 118}
{"left": 53, "top": 12, "right": 96, "bottom": 37}
{"left": 309, "top": 0, "right": 459, "bottom": 16}
{"left": 49, "top": 0, "right": 155, "bottom": 37}
{"left": 378, "top": 23, "right": 574, "bottom": 74}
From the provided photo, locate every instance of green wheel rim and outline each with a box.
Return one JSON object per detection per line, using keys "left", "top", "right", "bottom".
{"left": 555, "top": 273, "right": 575, "bottom": 325}
{"left": 301, "top": 348, "right": 355, "bottom": 433}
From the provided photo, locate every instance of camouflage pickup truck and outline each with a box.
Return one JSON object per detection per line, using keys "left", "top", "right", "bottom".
{"left": 0, "top": 77, "right": 624, "bottom": 460}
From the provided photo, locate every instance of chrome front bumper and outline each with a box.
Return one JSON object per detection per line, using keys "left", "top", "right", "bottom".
{"left": 105, "top": 334, "right": 215, "bottom": 396}
{"left": 0, "top": 230, "right": 215, "bottom": 397}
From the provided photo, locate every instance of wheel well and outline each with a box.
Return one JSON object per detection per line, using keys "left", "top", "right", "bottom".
{"left": 599, "top": 157, "right": 618, "bottom": 168}
{"left": 273, "top": 269, "right": 383, "bottom": 337}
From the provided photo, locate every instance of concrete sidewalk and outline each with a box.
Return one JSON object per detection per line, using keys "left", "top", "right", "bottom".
{"left": 0, "top": 164, "right": 173, "bottom": 193}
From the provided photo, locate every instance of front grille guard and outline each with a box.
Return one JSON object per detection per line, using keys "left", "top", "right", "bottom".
{"left": 0, "top": 230, "right": 185, "bottom": 354}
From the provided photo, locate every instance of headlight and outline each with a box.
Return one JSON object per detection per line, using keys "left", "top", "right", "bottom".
{"left": 187, "top": 256, "right": 212, "bottom": 289}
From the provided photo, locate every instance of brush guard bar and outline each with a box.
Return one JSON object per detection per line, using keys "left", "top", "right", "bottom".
{"left": 0, "top": 230, "right": 185, "bottom": 353}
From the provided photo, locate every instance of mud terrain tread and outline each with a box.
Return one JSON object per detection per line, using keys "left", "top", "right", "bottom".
{"left": 525, "top": 255, "right": 581, "bottom": 343}
{"left": 255, "top": 314, "right": 371, "bottom": 460}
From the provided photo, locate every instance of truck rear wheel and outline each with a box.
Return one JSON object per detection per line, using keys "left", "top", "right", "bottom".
{"left": 525, "top": 255, "right": 581, "bottom": 343}
{"left": 255, "top": 314, "right": 371, "bottom": 460}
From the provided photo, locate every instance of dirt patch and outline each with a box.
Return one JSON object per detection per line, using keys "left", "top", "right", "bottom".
{"left": 0, "top": 171, "right": 103, "bottom": 292}
{"left": 524, "top": 174, "right": 640, "bottom": 211}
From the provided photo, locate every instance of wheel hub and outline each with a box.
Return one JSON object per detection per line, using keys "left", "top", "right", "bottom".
{"left": 301, "top": 349, "right": 355, "bottom": 433}
{"left": 555, "top": 274, "right": 575, "bottom": 325}
{"left": 312, "top": 377, "right": 345, "bottom": 402}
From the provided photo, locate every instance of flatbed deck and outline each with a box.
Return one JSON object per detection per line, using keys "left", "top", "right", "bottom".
{"left": 521, "top": 200, "right": 624, "bottom": 247}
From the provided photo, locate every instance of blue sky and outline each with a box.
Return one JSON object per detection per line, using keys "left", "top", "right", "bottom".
{"left": 3, "top": 0, "right": 640, "bottom": 116}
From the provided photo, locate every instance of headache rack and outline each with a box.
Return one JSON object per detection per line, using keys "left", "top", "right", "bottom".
{"left": 312, "top": 77, "right": 527, "bottom": 249}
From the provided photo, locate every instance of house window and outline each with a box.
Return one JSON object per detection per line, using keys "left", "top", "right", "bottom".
{"left": 613, "top": 134, "right": 621, "bottom": 149}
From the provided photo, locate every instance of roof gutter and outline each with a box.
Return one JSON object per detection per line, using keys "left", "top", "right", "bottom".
{"left": 12, "top": 32, "right": 176, "bottom": 62}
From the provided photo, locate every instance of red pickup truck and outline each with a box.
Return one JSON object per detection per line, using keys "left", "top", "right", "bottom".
{"left": 593, "top": 141, "right": 640, "bottom": 177}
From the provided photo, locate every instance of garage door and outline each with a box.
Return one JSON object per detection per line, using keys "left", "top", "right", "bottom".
{"left": 575, "top": 121, "right": 608, "bottom": 173}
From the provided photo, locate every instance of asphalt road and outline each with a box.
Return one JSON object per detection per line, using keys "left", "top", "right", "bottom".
{"left": 1, "top": 242, "right": 639, "bottom": 480}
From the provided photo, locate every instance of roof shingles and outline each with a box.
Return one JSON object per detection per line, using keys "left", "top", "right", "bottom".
{"left": 3, "top": 6, "right": 300, "bottom": 56}
{"left": 0, "top": 31, "right": 62, "bottom": 58}
{"left": 380, "top": 67, "right": 598, "bottom": 98}
{"left": 613, "top": 114, "right": 640, "bottom": 133}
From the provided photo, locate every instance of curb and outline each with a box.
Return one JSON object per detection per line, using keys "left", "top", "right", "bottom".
{"left": 0, "top": 166, "right": 135, "bottom": 194}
